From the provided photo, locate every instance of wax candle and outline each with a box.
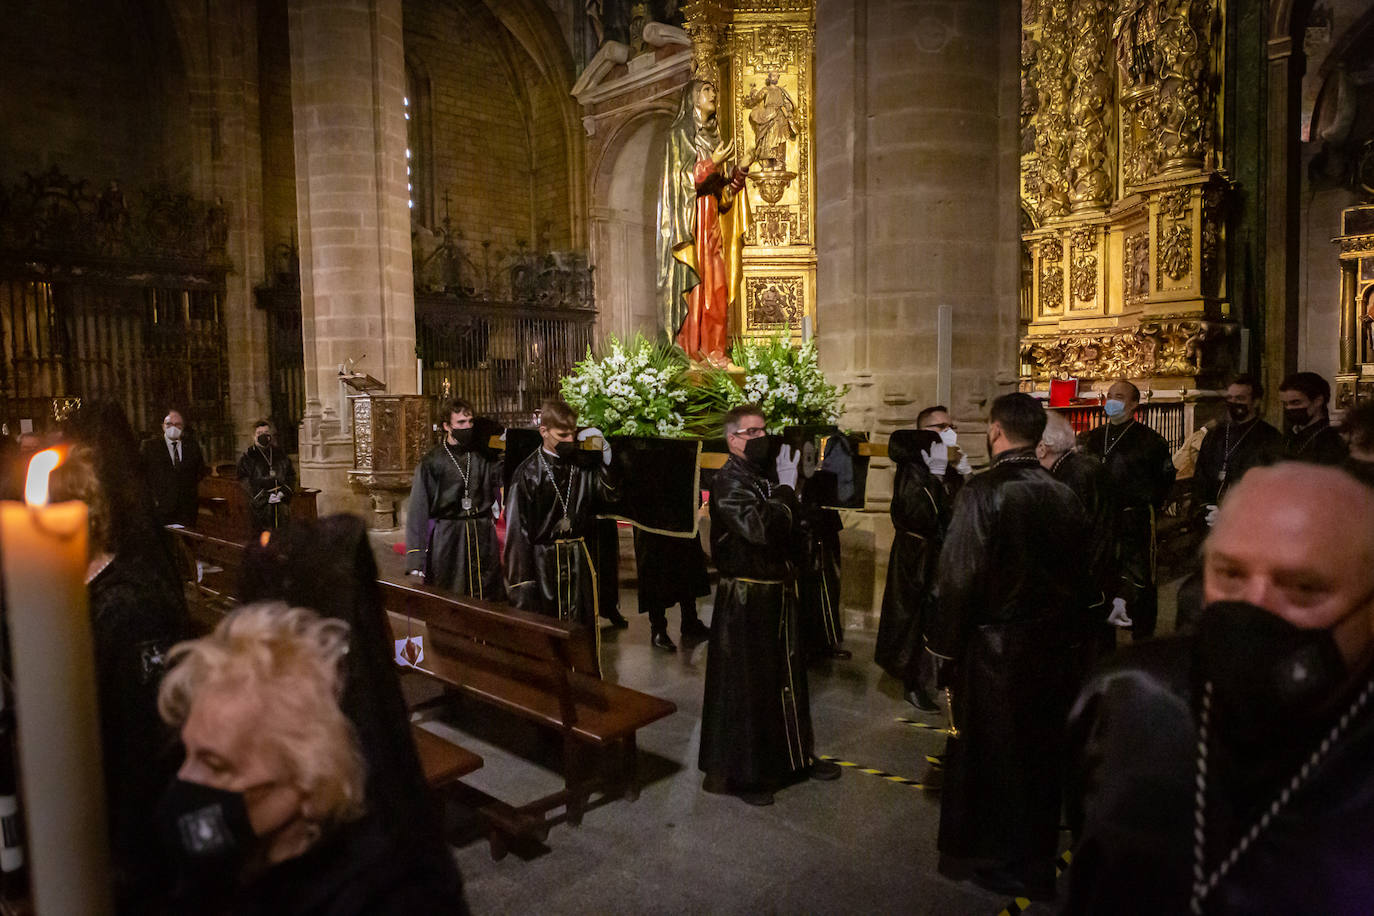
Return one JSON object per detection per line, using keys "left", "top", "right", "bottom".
{"left": 0, "top": 449, "right": 113, "bottom": 915}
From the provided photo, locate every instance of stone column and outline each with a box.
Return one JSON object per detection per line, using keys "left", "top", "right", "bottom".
{"left": 1263, "top": 31, "right": 1303, "bottom": 418}
{"left": 816, "top": 0, "right": 1020, "bottom": 619}
{"left": 288, "top": 0, "right": 416, "bottom": 515}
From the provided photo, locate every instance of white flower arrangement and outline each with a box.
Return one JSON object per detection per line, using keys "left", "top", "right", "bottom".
{"left": 722, "top": 337, "right": 847, "bottom": 431}
{"left": 560, "top": 335, "right": 696, "bottom": 437}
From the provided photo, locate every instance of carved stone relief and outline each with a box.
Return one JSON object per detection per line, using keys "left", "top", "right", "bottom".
{"left": 745, "top": 276, "right": 804, "bottom": 328}
{"left": 1020, "top": 318, "right": 1228, "bottom": 381}
{"left": 751, "top": 206, "right": 798, "bottom": 246}
{"left": 1158, "top": 222, "right": 1191, "bottom": 283}
{"left": 1124, "top": 232, "right": 1150, "bottom": 302}
{"left": 1067, "top": 0, "right": 1112, "bottom": 211}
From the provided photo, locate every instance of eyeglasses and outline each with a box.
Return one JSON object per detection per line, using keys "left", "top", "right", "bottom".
{"left": 730, "top": 426, "right": 766, "bottom": 439}
{"left": 921, "top": 422, "right": 956, "bottom": 432}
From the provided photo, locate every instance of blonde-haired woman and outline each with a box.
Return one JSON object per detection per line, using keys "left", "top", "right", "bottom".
{"left": 155, "top": 602, "right": 464, "bottom": 915}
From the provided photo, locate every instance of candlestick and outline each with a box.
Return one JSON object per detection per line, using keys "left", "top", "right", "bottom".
{"left": 0, "top": 449, "right": 113, "bottom": 915}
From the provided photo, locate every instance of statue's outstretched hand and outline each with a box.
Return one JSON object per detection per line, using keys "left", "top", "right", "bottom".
{"left": 711, "top": 139, "right": 734, "bottom": 166}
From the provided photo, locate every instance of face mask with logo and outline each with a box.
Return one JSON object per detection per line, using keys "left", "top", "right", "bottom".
{"left": 1103, "top": 398, "right": 1127, "bottom": 420}
{"left": 939, "top": 428, "right": 958, "bottom": 448}
{"left": 1284, "top": 407, "right": 1311, "bottom": 430}
{"left": 156, "top": 779, "right": 256, "bottom": 894}
{"left": 1194, "top": 600, "right": 1351, "bottom": 749}
{"left": 165, "top": 426, "right": 183, "bottom": 442}
{"left": 742, "top": 434, "right": 782, "bottom": 475}
{"left": 1226, "top": 402, "right": 1251, "bottom": 423}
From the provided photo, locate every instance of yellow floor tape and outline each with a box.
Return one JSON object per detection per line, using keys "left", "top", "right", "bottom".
{"left": 815, "top": 754, "right": 937, "bottom": 791}
{"left": 895, "top": 716, "right": 952, "bottom": 735}
{"left": 994, "top": 849, "right": 1073, "bottom": 916}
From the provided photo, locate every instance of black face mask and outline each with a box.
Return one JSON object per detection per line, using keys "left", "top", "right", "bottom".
{"left": 742, "top": 434, "right": 781, "bottom": 474}
{"left": 1226, "top": 402, "right": 1251, "bottom": 423}
{"left": 448, "top": 427, "right": 475, "bottom": 449}
{"left": 1283, "top": 407, "right": 1312, "bottom": 431}
{"left": 1195, "top": 600, "right": 1350, "bottom": 749}
{"left": 156, "top": 778, "right": 256, "bottom": 891}
{"left": 256, "top": 434, "right": 272, "bottom": 448}
{"left": 553, "top": 440, "right": 579, "bottom": 463}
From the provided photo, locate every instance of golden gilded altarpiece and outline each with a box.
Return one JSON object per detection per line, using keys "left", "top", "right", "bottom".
{"left": 683, "top": 0, "right": 816, "bottom": 342}
{"left": 1019, "top": 0, "right": 1236, "bottom": 391}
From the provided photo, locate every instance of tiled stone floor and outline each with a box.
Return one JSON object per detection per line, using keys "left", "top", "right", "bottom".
{"left": 371, "top": 533, "right": 1168, "bottom": 915}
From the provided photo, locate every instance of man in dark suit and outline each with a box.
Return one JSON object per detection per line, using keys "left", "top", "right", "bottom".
{"left": 139, "top": 409, "right": 205, "bottom": 527}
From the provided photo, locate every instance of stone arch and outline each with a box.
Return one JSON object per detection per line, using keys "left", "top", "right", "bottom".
{"left": 589, "top": 106, "right": 676, "bottom": 340}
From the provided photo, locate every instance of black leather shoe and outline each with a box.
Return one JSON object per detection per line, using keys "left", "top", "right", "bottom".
{"left": 651, "top": 630, "right": 678, "bottom": 653}
{"left": 737, "top": 788, "right": 775, "bottom": 806}
{"left": 824, "top": 647, "right": 853, "bottom": 660}
{"left": 603, "top": 610, "right": 630, "bottom": 629}
{"left": 809, "top": 759, "right": 842, "bottom": 781}
{"left": 905, "top": 687, "right": 940, "bottom": 712}
{"left": 681, "top": 618, "right": 711, "bottom": 640}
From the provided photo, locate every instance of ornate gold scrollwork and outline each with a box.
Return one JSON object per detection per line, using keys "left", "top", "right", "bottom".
{"left": 1019, "top": 318, "right": 1229, "bottom": 381}
{"left": 1068, "top": 0, "right": 1113, "bottom": 211}
{"left": 1070, "top": 226, "right": 1099, "bottom": 302}
{"left": 1124, "top": 232, "right": 1150, "bottom": 302}
{"left": 751, "top": 206, "right": 798, "bottom": 246}
{"left": 1034, "top": 0, "right": 1073, "bottom": 220}
{"left": 1154, "top": 0, "right": 1215, "bottom": 172}
{"left": 1158, "top": 223, "right": 1192, "bottom": 283}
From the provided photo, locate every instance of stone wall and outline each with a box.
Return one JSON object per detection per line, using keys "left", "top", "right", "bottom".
{"left": 403, "top": 0, "right": 572, "bottom": 251}
{"left": 816, "top": 0, "right": 1021, "bottom": 620}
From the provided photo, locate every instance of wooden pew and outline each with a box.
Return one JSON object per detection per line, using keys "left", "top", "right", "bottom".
{"left": 380, "top": 579, "right": 677, "bottom": 857}
{"left": 196, "top": 471, "right": 320, "bottom": 541}
{"left": 165, "top": 528, "right": 483, "bottom": 792}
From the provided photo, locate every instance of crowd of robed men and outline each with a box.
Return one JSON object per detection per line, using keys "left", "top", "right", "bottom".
{"left": 874, "top": 370, "right": 1374, "bottom": 907}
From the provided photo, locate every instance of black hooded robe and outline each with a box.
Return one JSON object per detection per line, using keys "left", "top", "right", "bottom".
{"left": 698, "top": 455, "right": 814, "bottom": 788}
{"left": 875, "top": 430, "right": 957, "bottom": 685}
{"left": 236, "top": 443, "right": 296, "bottom": 532}
{"left": 926, "top": 447, "right": 1087, "bottom": 874}
{"left": 504, "top": 448, "right": 618, "bottom": 633}
{"left": 404, "top": 440, "right": 503, "bottom": 601}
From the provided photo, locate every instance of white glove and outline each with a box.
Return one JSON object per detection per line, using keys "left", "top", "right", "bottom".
{"left": 1204, "top": 504, "right": 1219, "bottom": 527}
{"left": 407, "top": 569, "right": 425, "bottom": 577}
{"left": 776, "top": 444, "right": 800, "bottom": 489}
{"left": 268, "top": 491, "right": 283, "bottom": 504}
{"left": 922, "top": 440, "right": 949, "bottom": 476}
{"left": 954, "top": 449, "right": 972, "bottom": 477}
{"left": 1107, "top": 597, "right": 1133, "bottom": 628}
{"left": 578, "top": 426, "right": 612, "bottom": 465}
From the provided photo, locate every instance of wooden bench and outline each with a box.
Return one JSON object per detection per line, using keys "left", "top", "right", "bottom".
{"left": 166, "top": 528, "right": 484, "bottom": 793}
{"left": 380, "top": 579, "right": 677, "bottom": 857}
{"left": 197, "top": 471, "right": 320, "bottom": 541}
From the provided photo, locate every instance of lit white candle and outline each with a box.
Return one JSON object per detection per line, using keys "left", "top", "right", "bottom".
{"left": 0, "top": 449, "right": 113, "bottom": 915}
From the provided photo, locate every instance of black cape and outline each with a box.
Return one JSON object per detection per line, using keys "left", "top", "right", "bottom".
{"left": 699, "top": 455, "right": 813, "bottom": 787}
{"left": 1065, "top": 638, "right": 1374, "bottom": 915}
{"left": 927, "top": 447, "right": 1087, "bottom": 866}
{"left": 236, "top": 443, "right": 296, "bottom": 531}
{"left": 404, "top": 441, "right": 503, "bottom": 601}
{"left": 504, "top": 448, "right": 618, "bottom": 628}
{"left": 797, "top": 502, "right": 844, "bottom": 653}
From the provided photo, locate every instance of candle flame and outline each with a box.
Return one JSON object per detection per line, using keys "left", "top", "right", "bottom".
{"left": 25, "top": 449, "right": 63, "bottom": 507}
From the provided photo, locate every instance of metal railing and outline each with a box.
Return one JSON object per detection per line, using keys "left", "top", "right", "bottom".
{"left": 416, "top": 296, "right": 596, "bottom": 428}
{"left": 1052, "top": 400, "right": 1188, "bottom": 451}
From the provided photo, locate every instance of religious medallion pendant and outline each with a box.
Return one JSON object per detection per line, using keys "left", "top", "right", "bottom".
{"left": 462, "top": 496, "right": 473, "bottom": 511}
{"left": 555, "top": 517, "right": 572, "bottom": 536}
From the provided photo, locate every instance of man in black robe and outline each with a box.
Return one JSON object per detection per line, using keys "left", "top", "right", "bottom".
{"left": 797, "top": 473, "right": 851, "bottom": 662}
{"left": 1193, "top": 374, "right": 1282, "bottom": 519}
{"left": 1038, "top": 410, "right": 1121, "bottom": 676}
{"left": 236, "top": 419, "right": 296, "bottom": 532}
{"left": 699, "top": 404, "right": 841, "bottom": 806}
{"left": 404, "top": 399, "right": 503, "bottom": 600}
{"left": 590, "top": 518, "right": 630, "bottom": 629}
{"left": 1077, "top": 379, "right": 1176, "bottom": 639}
{"left": 875, "top": 420, "right": 960, "bottom": 712}
{"left": 505, "top": 400, "right": 618, "bottom": 634}
{"left": 927, "top": 393, "right": 1086, "bottom": 900}
{"left": 1279, "top": 371, "right": 1348, "bottom": 464}
{"left": 139, "top": 408, "right": 206, "bottom": 528}
{"left": 1065, "top": 463, "right": 1374, "bottom": 914}
{"left": 633, "top": 528, "right": 710, "bottom": 652}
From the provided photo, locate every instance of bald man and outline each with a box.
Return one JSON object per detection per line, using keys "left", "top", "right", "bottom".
{"left": 1064, "top": 464, "right": 1374, "bottom": 913}
{"left": 1077, "top": 380, "right": 1176, "bottom": 638}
